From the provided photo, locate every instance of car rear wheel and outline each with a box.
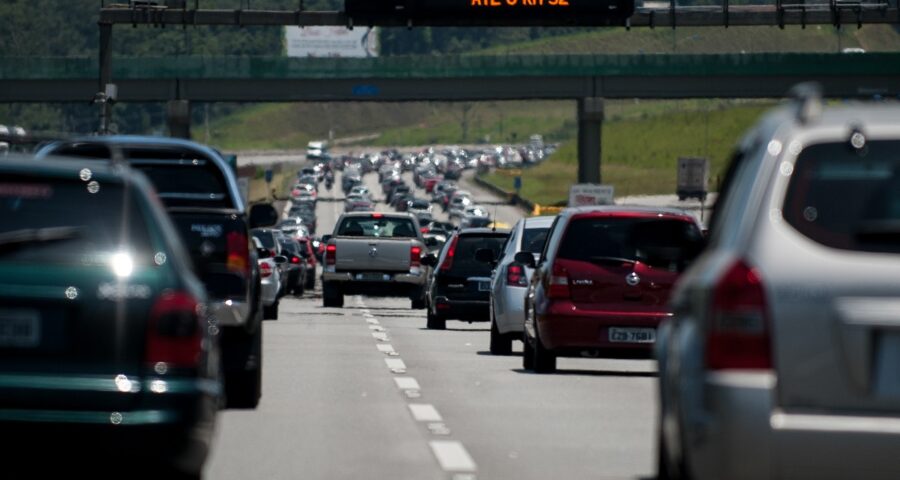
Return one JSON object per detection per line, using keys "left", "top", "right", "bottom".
{"left": 533, "top": 329, "right": 557, "bottom": 373}
{"left": 322, "top": 282, "right": 344, "bottom": 308}
{"left": 223, "top": 320, "right": 263, "bottom": 409}
{"left": 522, "top": 332, "right": 535, "bottom": 370}
{"left": 490, "top": 315, "right": 513, "bottom": 355}
{"left": 411, "top": 287, "right": 427, "bottom": 310}
{"left": 426, "top": 309, "right": 446, "bottom": 330}
{"left": 305, "top": 271, "right": 315, "bottom": 290}
{"left": 263, "top": 300, "right": 279, "bottom": 320}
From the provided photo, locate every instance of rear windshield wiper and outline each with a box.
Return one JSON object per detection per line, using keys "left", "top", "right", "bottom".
{"left": 855, "top": 220, "right": 900, "bottom": 244}
{"left": 588, "top": 256, "right": 637, "bottom": 265}
{"left": 0, "top": 226, "right": 83, "bottom": 252}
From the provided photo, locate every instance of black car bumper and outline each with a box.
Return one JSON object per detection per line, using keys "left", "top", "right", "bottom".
{"left": 433, "top": 296, "right": 490, "bottom": 322}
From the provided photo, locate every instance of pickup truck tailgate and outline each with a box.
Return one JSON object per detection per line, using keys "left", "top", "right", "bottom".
{"left": 335, "top": 238, "right": 411, "bottom": 272}
{"left": 167, "top": 208, "right": 251, "bottom": 299}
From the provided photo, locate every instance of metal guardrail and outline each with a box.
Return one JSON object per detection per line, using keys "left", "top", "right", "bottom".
{"left": 6, "top": 53, "right": 900, "bottom": 80}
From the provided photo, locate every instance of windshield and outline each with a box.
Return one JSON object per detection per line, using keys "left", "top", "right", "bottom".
{"left": 337, "top": 217, "right": 418, "bottom": 238}
{"left": 0, "top": 176, "right": 154, "bottom": 265}
{"left": 559, "top": 216, "right": 704, "bottom": 271}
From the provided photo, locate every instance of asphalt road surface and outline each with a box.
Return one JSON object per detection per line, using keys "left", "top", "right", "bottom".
{"left": 205, "top": 168, "right": 658, "bottom": 480}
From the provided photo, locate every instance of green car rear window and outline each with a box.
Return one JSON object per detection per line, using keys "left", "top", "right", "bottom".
{"left": 784, "top": 141, "right": 900, "bottom": 254}
{"left": 0, "top": 176, "right": 155, "bottom": 266}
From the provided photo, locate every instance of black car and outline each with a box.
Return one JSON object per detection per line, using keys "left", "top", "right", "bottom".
{"left": 423, "top": 228, "right": 510, "bottom": 329}
{"left": 0, "top": 157, "right": 219, "bottom": 476}
{"left": 278, "top": 237, "right": 308, "bottom": 297}
{"left": 38, "top": 136, "right": 279, "bottom": 410}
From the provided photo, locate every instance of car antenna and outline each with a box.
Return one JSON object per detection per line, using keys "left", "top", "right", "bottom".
{"left": 492, "top": 203, "right": 498, "bottom": 232}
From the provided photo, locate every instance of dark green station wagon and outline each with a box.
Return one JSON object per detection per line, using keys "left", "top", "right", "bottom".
{"left": 0, "top": 156, "right": 220, "bottom": 477}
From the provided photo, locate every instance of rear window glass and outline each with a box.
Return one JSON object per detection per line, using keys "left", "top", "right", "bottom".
{"left": 522, "top": 227, "right": 550, "bottom": 254}
{"left": 252, "top": 231, "right": 276, "bottom": 249}
{"left": 337, "top": 217, "right": 418, "bottom": 238}
{"left": 134, "top": 160, "right": 230, "bottom": 208}
{"left": 558, "top": 217, "right": 704, "bottom": 271}
{"left": 452, "top": 235, "right": 508, "bottom": 274}
{"left": 784, "top": 141, "right": 900, "bottom": 253}
{"left": 0, "top": 177, "right": 155, "bottom": 266}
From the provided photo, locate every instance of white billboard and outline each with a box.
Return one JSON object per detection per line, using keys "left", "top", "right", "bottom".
{"left": 285, "top": 26, "right": 378, "bottom": 58}
{"left": 569, "top": 184, "right": 615, "bottom": 207}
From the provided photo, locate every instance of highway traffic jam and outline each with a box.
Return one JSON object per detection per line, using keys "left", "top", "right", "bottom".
{"left": 2, "top": 95, "right": 900, "bottom": 480}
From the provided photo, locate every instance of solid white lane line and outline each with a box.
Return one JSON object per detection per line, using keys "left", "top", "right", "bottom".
{"left": 429, "top": 441, "right": 477, "bottom": 473}
{"left": 377, "top": 344, "right": 396, "bottom": 354}
{"left": 393, "top": 377, "right": 420, "bottom": 390}
{"left": 408, "top": 404, "right": 443, "bottom": 422}
{"left": 385, "top": 358, "right": 406, "bottom": 372}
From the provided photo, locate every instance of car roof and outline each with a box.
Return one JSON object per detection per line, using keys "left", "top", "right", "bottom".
{"left": 523, "top": 216, "right": 557, "bottom": 228}
{"left": 0, "top": 155, "right": 133, "bottom": 185}
{"left": 457, "top": 227, "right": 511, "bottom": 236}
{"left": 563, "top": 205, "right": 696, "bottom": 220}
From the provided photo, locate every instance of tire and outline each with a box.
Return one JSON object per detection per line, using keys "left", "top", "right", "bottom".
{"left": 223, "top": 320, "right": 263, "bottom": 409}
{"left": 426, "top": 309, "right": 446, "bottom": 330}
{"left": 411, "top": 288, "right": 427, "bottom": 310}
{"left": 322, "top": 282, "right": 343, "bottom": 308}
{"left": 522, "top": 332, "right": 535, "bottom": 370}
{"left": 656, "top": 422, "right": 693, "bottom": 480}
{"left": 533, "top": 329, "right": 557, "bottom": 373}
{"left": 263, "top": 300, "right": 279, "bottom": 320}
{"left": 305, "top": 270, "right": 315, "bottom": 290}
{"left": 490, "top": 316, "right": 513, "bottom": 355}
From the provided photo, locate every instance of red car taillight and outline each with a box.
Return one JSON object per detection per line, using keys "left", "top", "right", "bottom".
{"left": 325, "top": 244, "right": 337, "bottom": 266}
{"left": 410, "top": 246, "right": 422, "bottom": 268}
{"left": 507, "top": 263, "right": 528, "bottom": 287}
{"left": 259, "top": 261, "right": 273, "bottom": 278}
{"left": 226, "top": 231, "right": 250, "bottom": 276}
{"left": 145, "top": 291, "right": 203, "bottom": 369}
{"left": 439, "top": 236, "right": 459, "bottom": 272}
{"left": 291, "top": 256, "right": 301, "bottom": 264}
{"left": 547, "top": 262, "right": 570, "bottom": 299}
{"left": 705, "top": 260, "right": 772, "bottom": 370}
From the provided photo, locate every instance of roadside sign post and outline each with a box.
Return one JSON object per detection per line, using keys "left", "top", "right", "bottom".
{"left": 514, "top": 176, "right": 522, "bottom": 194}
{"left": 568, "top": 184, "right": 615, "bottom": 207}
{"left": 264, "top": 168, "right": 274, "bottom": 200}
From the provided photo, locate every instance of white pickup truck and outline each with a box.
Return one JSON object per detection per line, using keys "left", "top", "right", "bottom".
{"left": 321, "top": 212, "right": 430, "bottom": 308}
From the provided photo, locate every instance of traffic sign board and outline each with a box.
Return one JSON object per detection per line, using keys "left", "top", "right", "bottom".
{"left": 569, "top": 184, "right": 614, "bottom": 207}
{"left": 345, "top": 0, "right": 634, "bottom": 26}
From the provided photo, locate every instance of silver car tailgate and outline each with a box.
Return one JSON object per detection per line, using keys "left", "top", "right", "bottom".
{"left": 334, "top": 238, "right": 411, "bottom": 272}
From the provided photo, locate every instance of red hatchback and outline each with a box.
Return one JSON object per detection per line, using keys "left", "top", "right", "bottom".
{"left": 522, "top": 207, "right": 704, "bottom": 373}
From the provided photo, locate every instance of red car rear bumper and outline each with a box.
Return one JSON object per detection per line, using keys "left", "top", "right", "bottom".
{"left": 536, "top": 300, "right": 670, "bottom": 351}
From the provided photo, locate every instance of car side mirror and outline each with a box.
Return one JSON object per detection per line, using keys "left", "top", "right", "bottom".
{"left": 249, "top": 203, "right": 279, "bottom": 229}
{"left": 475, "top": 248, "right": 496, "bottom": 264}
{"left": 513, "top": 251, "right": 536, "bottom": 269}
{"left": 322, "top": 234, "right": 333, "bottom": 244}
{"left": 421, "top": 254, "right": 437, "bottom": 267}
{"left": 273, "top": 255, "right": 288, "bottom": 265}
{"left": 257, "top": 248, "right": 272, "bottom": 259}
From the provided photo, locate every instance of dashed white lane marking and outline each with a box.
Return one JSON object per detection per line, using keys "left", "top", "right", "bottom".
{"left": 409, "top": 403, "right": 443, "bottom": 422}
{"left": 377, "top": 344, "right": 397, "bottom": 355}
{"left": 393, "top": 377, "right": 420, "bottom": 390}
{"left": 369, "top": 325, "right": 386, "bottom": 332}
{"left": 385, "top": 358, "right": 407, "bottom": 373}
{"left": 366, "top": 317, "right": 380, "bottom": 325}
{"left": 429, "top": 441, "right": 477, "bottom": 473}
{"left": 372, "top": 332, "right": 389, "bottom": 342}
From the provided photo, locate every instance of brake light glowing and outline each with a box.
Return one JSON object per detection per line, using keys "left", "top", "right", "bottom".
{"left": 706, "top": 260, "right": 772, "bottom": 370}
{"left": 145, "top": 291, "right": 202, "bottom": 369}
{"left": 507, "top": 263, "right": 528, "bottom": 287}
{"left": 259, "top": 262, "right": 273, "bottom": 278}
{"left": 226, "top": 231, "right": 250, "bottom": 276}
{"left": 325, "top": 244, "right": 337, "bottom": 269}
{"left": 548, "top": 262, "right": 570, "bottom": 299}
{"left": 372, "top": 213, "right": 384, "bottom": 219}
{"left": 291, "top": 256, "right": 301, "bottom": 264}
{"left": 440, "top": 236, "right": 459, "bottom": 272}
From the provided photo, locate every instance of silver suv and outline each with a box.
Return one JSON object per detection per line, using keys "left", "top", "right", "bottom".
{"left": 657, "top": 88, "right": 900, "bottom": 480}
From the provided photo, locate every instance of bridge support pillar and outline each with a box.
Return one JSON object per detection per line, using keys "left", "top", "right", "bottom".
{"left": 167, "top": 100, "right": 192, "bottom": 139}
{"left": 577, "top": 97, "right": 604, "bottom": 184}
